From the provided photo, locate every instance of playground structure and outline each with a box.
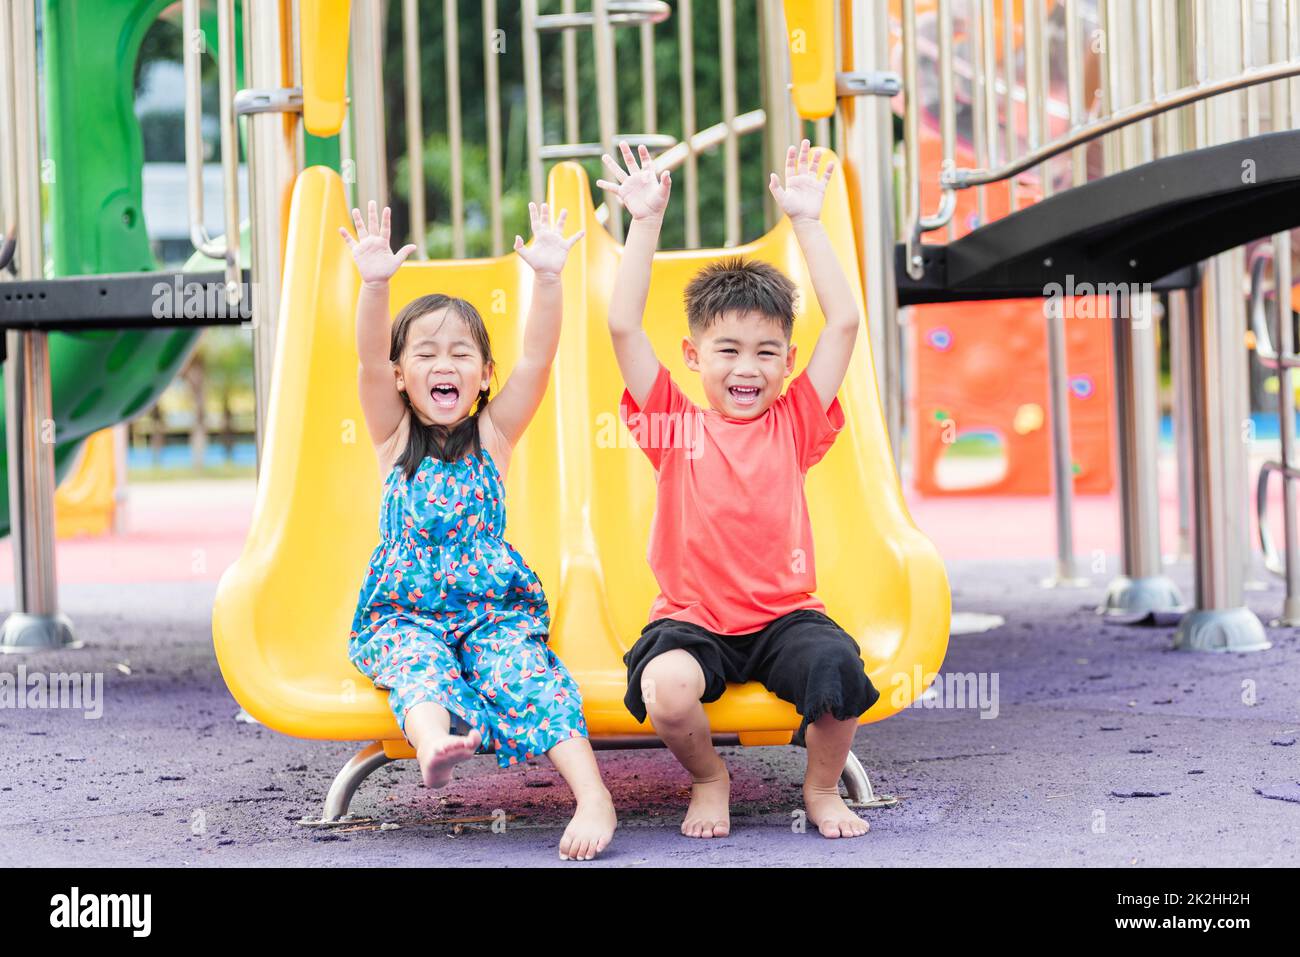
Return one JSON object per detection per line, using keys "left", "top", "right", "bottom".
{"left": 3, "top": 1, "right": 1300, "bottom": 823}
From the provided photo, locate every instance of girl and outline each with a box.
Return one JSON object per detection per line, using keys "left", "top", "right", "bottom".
{"left": 340, "top": 200, "right": 615, "bottom": 861}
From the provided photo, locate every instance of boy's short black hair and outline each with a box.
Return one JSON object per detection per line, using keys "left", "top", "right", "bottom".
{"left": 683, "top": 255, "right": 798, "bottom": 340}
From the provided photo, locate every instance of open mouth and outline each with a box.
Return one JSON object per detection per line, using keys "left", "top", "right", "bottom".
{"left": 727, "top": 384, "right": 761, "bottom": 407}
{"left": 430, "top": 383, "right": 460, "bottom": 409}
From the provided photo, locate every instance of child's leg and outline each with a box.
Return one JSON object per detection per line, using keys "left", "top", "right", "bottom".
{"left": 545, "top": 737, "right": 617, "bottom": 861}
{"left": 747, "top": 610, "right": 879, "bottom": 839}
{"left": 402, "top": 701, "right": 482, "bottom": 789}
{"left": 640, "top": 649, "right": 731, "bottom": 839}
{"left": 459, "top": 619, "right": 617, "bottom": 859}
{"left": 802, "top": 713, "right": 869, "bottom": 838}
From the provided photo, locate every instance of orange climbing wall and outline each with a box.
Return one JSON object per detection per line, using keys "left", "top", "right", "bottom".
{"left": 911, "top": 298, "right": 1116, "bottom": 496}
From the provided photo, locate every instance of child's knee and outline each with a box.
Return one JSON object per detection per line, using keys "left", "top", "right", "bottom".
{"left": 640, "top": 649, "right": 706, "bottom": 717}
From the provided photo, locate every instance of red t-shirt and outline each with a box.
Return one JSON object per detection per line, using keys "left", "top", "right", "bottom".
{"left": 618, "top": 362, "right": 846, "bottom": 635}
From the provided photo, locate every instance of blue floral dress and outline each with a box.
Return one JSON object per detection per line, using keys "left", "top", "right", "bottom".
{"left": 348, "top": 446, "right": 588, "bottom": 767}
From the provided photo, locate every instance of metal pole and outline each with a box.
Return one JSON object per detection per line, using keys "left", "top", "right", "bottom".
{"left": 244, "top": 0, "right": 302, "bottom": 473}
{"left": 485, "top": 0, "right": 504, "bottom": 256}
{"left": 522, "top": 0, "right": 545, "bottom": 205}
{"left": 350, "top": 0, "right": 387, "bottom": 209}
{"left": 403, "top": 0, "right": 427, "bottom": 259}
{"left": 720, "top": 0, "right": 740, "bottom": 246}
{"left": 679, "top": 0, "right": 700, "bottom": 248}
{"left": 759, "top": 0, "right": 795, "bottom": 231}
{"left": 592, "top": 0, "right": 622, "bottom": 240}
{"left": 444, "top": 0, "right": 464, "bottom": 259}
{"left": 1175, "top": 0, "right": 1268, "bottom": 651}
{"left": 1100, "top": 0, "right": 1183, "bottom": 614}
{"left": 1, "top": 0, "right": 77, "bottom": 652}
{"left": 840, "top": 0, "right": 903, "bottom": 469}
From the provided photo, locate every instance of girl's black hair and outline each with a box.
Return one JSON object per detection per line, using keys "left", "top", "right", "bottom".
{"left": 389, "top": 293, "right": 496, "bottom": 480}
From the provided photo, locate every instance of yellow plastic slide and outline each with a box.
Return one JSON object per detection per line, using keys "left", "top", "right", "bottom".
{"left": 211, "top": 155, "right": 950, "bottom": 759}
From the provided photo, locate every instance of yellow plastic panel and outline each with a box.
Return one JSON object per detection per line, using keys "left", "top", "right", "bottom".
{"left": 212, "top": 154, "right": 951, "bottom": 750}
{"left": 54, "top": 428, "right": 117, "bottom": 539}
{"left": 300, "top": 0, "right": 351, "bottom": 137}
{"left": 784, "top": 0, "right": 836, "bottom": 120}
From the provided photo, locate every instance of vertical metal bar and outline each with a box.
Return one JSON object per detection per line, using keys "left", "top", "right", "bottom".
{"left": 485, "top": 0, "right": 504, "bottom": 257}
{"left": 1169, "top": 288, "right": 1194, "bottom": 560}
{"left": 640, "top": 21, "right": 656, "bottom": 134}
{"left": 759, "top": 0, "right": 795, "bottom": 230}
{"left": 562, "top": 0, "right": 579, "bottom": 146}
{"left": 1065, "top": 0, "right": 1087, "bottom": 184}
{"left": 1, "top": 0, "right": 75, "bottom": 651}
{"left": 1099, "top": 0, "right": 1182, "bottom": 614}
{"left": 720, "top": 0, "right": 740, "bottom": 246}
{"left": 840, "top": 0, "right": 904, "bottom": 467}
{"left": 679, "top": 0, "right": 700, "bottom": 247}
{"left": 593, "top": 0, "right": 622, "bottom": 241}
{"left": 1270, "top": 0, "right": 1300, "bottom": 620}
{"left": 1024, "top": 0, "right": 1046, "bottom": 195}
{"left": 0, "top": 0, "right": 17, "bottom": 270}
{"left": 981, "top": 0, "right": 998, "bottom": 170}
{"left": 903, "top": 0, "right": 924, "bottom": 275}
{"left": 1002, "top": 0, "right": 1017, "bottom": 210}
{"left": 938, "top": 0, "right": 956, "bottom": 241}
{"left": 403, "top": 0, "right": 427, "bottom": 259}
{"left": 339, "top": 108, "right": 355, "bottom": 210}
{"left": 244, "top": 0, "right": 302, "bottom": 473}
{"left": 522, "top": 0, "right": 544, "bottom": 205}
{"left": 1175, "top": 0, "right": 1267, "bottom": 650}
{"left": 350, "top": 0, "right": 387, "bottom": 208}
{"left": 1243, "top": 0, "right": 1259, "bottom": 136}
{"left": 971, "top": 0, "right": 989, "bottom": 227}
{"left": 444, "top": 0, "right": 464, "bottom": 259}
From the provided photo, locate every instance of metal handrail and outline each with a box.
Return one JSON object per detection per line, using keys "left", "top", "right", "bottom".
{"left": 537, "top": 0, "right": 671, "bottom": 32}
{"left": 944, "top": 61, "right": 1300, "bottom": 189}
{"left": 1257, "top": 461, "right": 1294, "bottom": 575}
{"left": 183, "top": 0, "right": 241, "bottom": 304}
{"left": 1249, "top": 244, "right": 1300, "bottom": 370}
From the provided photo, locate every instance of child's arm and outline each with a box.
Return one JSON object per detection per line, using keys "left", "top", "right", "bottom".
{"left": 481, "top": 202, "right": 585, "bottom": 448}
{"left": 339, "top": 202, "right": 418, "bottom": 447}
{"left": 769, "top": 140, "right": 860, "bottom": 411}
{"left": 597, "top": 142, "right": 672, "bottom": 408}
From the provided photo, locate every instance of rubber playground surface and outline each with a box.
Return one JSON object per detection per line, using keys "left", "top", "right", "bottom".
{"left": 0, "top": 460, "right": 1296, "bottom": 867}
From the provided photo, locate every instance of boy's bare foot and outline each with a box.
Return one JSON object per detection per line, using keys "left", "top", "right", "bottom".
{"left": 682, "top": 762, "right": 731, "bottom": 838}
{"left": 803, "top": 783, "right": 869, "bottom": 838}
{"left": 417, "top": 728, "right": 482, "bottom": 789}
{"left": 558, "top": 788, "right": 618, "bottom": 861}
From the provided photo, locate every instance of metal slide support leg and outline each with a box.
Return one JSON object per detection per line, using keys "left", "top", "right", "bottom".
{"left": 841, "top": 751, "right": 898, "bottom": 809}
{"left": 300, "top": 742, "right": 396, "bottom": 827}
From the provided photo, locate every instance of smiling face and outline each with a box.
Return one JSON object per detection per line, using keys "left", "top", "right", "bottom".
{"left": 393, "top": 307, "right": 493, "bottom": 426}
{"left": 682, "top": 309, "right": 796, "bottom": 419}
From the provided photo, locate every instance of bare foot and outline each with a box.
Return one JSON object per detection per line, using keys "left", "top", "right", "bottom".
{"left": 681, "top": 762, "right": 730, "bottom": 838}
{"left": 417, "top": 728, "right": 482, "bottom": 788}
{"left": 558, "top": 789, "right": 618, "bottom": 861}
{"left": 803, "top": 783, "right": 869, "bottom": 838}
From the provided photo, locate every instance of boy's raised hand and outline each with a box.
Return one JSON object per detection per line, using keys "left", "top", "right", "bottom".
{"left": 514, "top": 201, "right": 584, "bottom": 276}
{"left": 769, "top": 139, "right": 834, "bottom": 225}
{"left": 596, "top": 141, "right": 671, "bottom": 222}
{"left": 339, "top": 201, "right": 417, "bottom": 285}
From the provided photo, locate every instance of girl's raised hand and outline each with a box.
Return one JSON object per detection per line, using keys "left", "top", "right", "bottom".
{"left": 596, "top": 141, "right": 671, "bottom": 222}
{"left": 514, "top": 202, "right": 584, "bottom": 277}
{"left": 338, "top": 201, "right": 417, "bottom": 285}
{"left": 769, "top": 139, "right": 833, "bottom": 225}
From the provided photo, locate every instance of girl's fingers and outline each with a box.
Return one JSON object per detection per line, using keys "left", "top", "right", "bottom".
{"left": 381, "top": 205, "right": 391, "bottom": 240}
{"left": 514, "top": 234, "right": 525, "bottom": 249}
{"left": 798, "top": 139, "right": 811, "bottom": 173}
{"left": 540, "top": 202, "right": 549, "bottom": 226}
{"left": 823, "top": 161, "right": 835, "bottom": 182}
{"left": 368, "top": 200, "right": 379, "bottom": 235}
{"left": 600, "top": 153, "right": 628, "bottom": 182}
{"left": 351, "top": 207, "right": 367, "bottom": 237}
{"left": 394, "top": 243, "right": 417, "bottom": 264}
{"left": 338, "top": 226, "right": 357, "bottom": 248}
{"left": 595, "top": 178, "right": 619, "bottom": 192}
{"left": 785, "top": 144, "right": 797, "bottom": 182}
{"left": 810, "top": 148, "right": 822, "bottom": 174}
{"left": 563, "top": 228, "right": 586, "bottom": 249}
{"left": 619, "top": 140, "right": 639, "bottom": 172}
{"left": 556, "top": 208, "right": 568, "bottom": 229}
{"left": 528, "top": 201, "right": 539, "bottom": 231}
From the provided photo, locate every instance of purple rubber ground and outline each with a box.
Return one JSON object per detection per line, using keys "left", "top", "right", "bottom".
{"left": 1, "top": 557, "right": 1296, "bottom": 868}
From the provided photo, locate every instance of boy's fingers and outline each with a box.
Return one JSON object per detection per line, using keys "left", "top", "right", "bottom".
{"left": 394, "top": 243, "right": 417, "bottom": 264}
{"left": 381, "top": 205, "right": 391, "bottom": 240}
{"left": 810, "top": 148, "right": 822, "bottom": 173}
{"left": 785, "top": 144, "right": 797, "bottom": 181}
{"left": 368, "top": 199, "right": 378, "bottom": 234}
{"left": 351, "top": 207, "right": 367, "bottom": 237}
{"left": 564, "top": 228, "right": 586, "bottom": 249}
{"left": 595, "top": 178, "right": 617, "bottom": 192}
{"left": 556, "top": 208, "right": 568, "bottom": 228}
{"left": 540, "top": 202, "right": 549, "bottom": 225}
{"left": 823, "top": 161, "right": 835, "bottom": 181}
{"left": 338, "top": 226, "right": 356, "bottom": 248}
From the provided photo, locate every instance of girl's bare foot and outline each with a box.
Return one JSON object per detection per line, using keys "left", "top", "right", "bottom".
{"left": 802, "top": 783, "right": 869, "bottom": 838}
{"left": 417, "top": 728, "right": 482, "bottom": 788}
{"left": 682, "top": 761, "right": 731, "bottom": 838}
{"left": 558, "top": 788, "right": 618, "bottom": 861}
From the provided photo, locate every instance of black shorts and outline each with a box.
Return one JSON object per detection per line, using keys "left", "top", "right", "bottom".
{"left": 622, "top": 608, "right": 881, "bottom": 746}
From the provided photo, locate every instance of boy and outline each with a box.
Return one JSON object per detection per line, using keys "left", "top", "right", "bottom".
{"left": 596, "top": 139, "right": 880, "bottom": 839}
